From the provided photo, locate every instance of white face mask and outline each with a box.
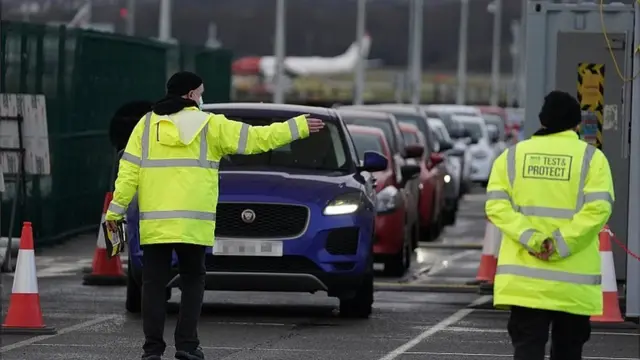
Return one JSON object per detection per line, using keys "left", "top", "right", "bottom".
{"left": 198, "top": 96, "right": 203, "bottom": 109}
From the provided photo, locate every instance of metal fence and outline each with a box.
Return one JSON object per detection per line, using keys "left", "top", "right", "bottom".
{"left": 0, "top": 21, "right": 232, "bottom": 246}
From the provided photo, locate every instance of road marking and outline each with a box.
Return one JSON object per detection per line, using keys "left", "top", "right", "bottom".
{"left": 427, "top": 250, "right": 478, "bottom": 276}
{"left": 442, "top": 326, "right": 640, "bottom": 337}
{"left": 0, "top": 315, "right": 119, "bottom": 353}
{"left": 376, "top": 295, "right": 492, "bottom": 360}
{"left": 29, "top": 344, "right": 640, "bottom": 360}
{"left": 400, "top": 352, "right": 639, "bottom": 359}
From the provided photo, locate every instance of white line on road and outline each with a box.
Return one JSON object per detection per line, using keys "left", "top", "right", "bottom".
{"left": 400, "top": 352, "right": 639, "bottom": 360}
{"left": 376, "top": 295, "right": 492, "bottom": 360}
{"left": 427, "top": 249, "right": 478, "bottom": 276}
{"left": 0, "top": 314, "right": 119, "bottom": 353}
{"left": 442, "top": 326, "right": 640, "bottom": 337}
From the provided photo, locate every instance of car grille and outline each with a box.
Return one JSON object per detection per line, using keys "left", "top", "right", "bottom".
{"left": 215, "top": 203, "right": 309, "bottom": 238}
{"left": 204, "top": 255, "right": 321, "bottom": 273}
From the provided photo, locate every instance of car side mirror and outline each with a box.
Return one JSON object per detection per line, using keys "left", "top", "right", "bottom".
{"left": 428, "top": 152, "right": 444, "bottom": 169}
{"left": 404, "top": 144, "right": 424, "bottom": 159}
{"left": 448, "top": 148, "right": 465, "bottom": 157}
{"left": 439, "top": 141, "right": 453, "bottom": 151}
{"left": 359, "top": 151, "right": 388, "bottom": 172}
{"left": 400, "top": 164, "right": 420, "bottom": 187}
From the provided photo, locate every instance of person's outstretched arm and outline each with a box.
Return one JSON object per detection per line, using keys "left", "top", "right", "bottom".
{"left": 209, "top": 114, "right": 323, "bottom": 156}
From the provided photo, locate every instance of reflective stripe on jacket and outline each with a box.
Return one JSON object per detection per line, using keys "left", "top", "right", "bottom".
{"left": 485, "top": 130, "right": 614, "bottom": 316}
{"left": 105, "top": 107, "right": 310, "bottom": 246}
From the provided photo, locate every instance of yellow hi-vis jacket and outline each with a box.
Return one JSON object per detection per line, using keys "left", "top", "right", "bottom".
{"left": 104, "top": 106, "right": 310, "bottom": 246}
{"left": 486, "top": 130, "right": 614, "bottom": 316}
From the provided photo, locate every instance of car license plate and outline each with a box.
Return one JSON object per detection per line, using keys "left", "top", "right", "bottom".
{"left": 212, "top": 240, "right": 283, "bottom": 257}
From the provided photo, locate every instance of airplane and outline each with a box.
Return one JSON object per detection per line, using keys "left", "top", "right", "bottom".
{"left": 232, "top": 34, "right": 373, "bottom": 82}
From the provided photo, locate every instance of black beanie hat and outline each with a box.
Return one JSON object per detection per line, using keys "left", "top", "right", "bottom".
{"left": 166, "top": 71, "right": 203, "bottom": 96}
{"left": 538, "top": 90, "right": 582, "bottom": 132}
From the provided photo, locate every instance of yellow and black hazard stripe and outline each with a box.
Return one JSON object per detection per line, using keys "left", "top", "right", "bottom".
{"left": 577, "top": 63, "right": 604, "bottom": 149}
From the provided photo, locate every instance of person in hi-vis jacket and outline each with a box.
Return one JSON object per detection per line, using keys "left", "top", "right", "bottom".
{"left": 104, "top": 71, "right": 325, "bottom": 360}
{"left": 486, "top": 91, "right": 614, "bottom": 360}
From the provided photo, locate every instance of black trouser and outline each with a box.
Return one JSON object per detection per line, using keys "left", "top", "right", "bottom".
{"left": 508, "top": 306, "right": 591, "bottom": 360}
{"left": 141, "top": 243, "right": 206, "bottom": 356}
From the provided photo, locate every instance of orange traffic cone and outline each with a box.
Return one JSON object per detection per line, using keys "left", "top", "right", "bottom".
{"left": 1, "top": 222, "right": 56, "bottom": 334}
{"left": 476, "top": 220, "right": 499, "bottom": 283}
{"left": 83, "top": 192, "right": 127, "bottom": 286}
{"left": 591, "top": 225, "right": 624, "bottom": 323}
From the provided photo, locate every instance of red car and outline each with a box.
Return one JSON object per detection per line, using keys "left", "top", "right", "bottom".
{"left": 347, "top": 124, "right": 420, "bottom": 276}
{"left": 398, "top": 123, "right": 446, "bottom": 240}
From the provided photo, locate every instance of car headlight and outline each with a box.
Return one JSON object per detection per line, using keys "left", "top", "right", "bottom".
{"left": 323, "top": 192, "right": 362, "bottom": 215}
{"left": 444, "top": 174, "right": 451, "bottom": 183}
{"left": 376, "top": 185, "right": 400, "bottom": 213}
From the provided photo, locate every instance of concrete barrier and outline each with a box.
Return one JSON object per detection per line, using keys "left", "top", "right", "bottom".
{"left": 0, "top": 236, "right": 20, "bottom": 272}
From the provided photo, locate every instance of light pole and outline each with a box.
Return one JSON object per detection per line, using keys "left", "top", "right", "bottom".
{"left": 125, "top": 0, "right": 136, "bottom": 36}
{"left": 410, "top": 0, "right": 424, "bottom": 105}
{"left": 353, "top": 0, "right": 367, "bottom": 105}
{"left": 273, "top": 0, "right": 286, "bottom": 104}
{"left": 158, "top": 0, "right": 172, "bottom": 42}
{"left": 489, "top": 0, "right": 503, "bottom": 106}
{"left": 456, "top": 0, "right": 469, "bottom": 105}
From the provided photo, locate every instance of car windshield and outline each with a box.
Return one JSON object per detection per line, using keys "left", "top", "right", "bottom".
{"left": 350, "top": 132, "right": 384, "bottom": 160}
{"left": 402, "top": 131, "right": 419, "bottom": 146}
{"left": 220, "top": 118, "right": 349, "bottom": 173}
{"left": 482, "top": 113, "right": 506, "bottom": 138}
{"left": 461, "top": 121, "right": 485, "bottom": 140}
{"left": 341, "top": 116, "right": 397, "bottom": 152}
{"left": 430, "top": 111, "right": 464, "bottom": 136}
{"left": 393, "top": 114, "right": 429, "bottom": 141}
{"left": 428, "top": 120, "right": 453, "bottom": 144}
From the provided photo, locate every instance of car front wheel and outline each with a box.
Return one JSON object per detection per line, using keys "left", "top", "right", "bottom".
{"left": 339, "top": 273, "right": 374, "bottom": 319}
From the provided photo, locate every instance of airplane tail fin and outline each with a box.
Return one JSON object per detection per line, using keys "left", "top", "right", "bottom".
{"left": 341, "top": 33, "right": 372, "bottom": 61}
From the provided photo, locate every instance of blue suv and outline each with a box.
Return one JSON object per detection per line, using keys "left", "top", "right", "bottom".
{"left": 125, "top": 103, "right": 388, "bottom": 318}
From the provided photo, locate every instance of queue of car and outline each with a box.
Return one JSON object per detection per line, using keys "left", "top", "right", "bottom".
{"left": 124, "top": 102, "right": 520, "bottom": 320}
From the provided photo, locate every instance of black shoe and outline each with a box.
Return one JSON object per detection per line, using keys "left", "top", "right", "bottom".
{"left": 175, "top": 347, "right": 204, "bottom": 360}
{"left": 142, "top": 355, "right": 163, "bottom": 360}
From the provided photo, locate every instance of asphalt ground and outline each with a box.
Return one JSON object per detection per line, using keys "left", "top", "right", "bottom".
{"left": 1, "top": 190, "right": 638, "bottom": 360}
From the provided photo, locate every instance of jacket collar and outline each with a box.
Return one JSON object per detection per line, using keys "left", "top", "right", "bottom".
{"left": 532, "top": 128, "right": 579, "bottom": 139}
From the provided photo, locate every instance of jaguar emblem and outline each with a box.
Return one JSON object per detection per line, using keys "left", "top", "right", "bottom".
{"left": 241, "top": 209, "right": 256, "bottom": 224}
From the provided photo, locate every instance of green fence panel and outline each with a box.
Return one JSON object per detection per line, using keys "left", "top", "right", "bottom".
{"left": 1, "top": 22, "right": 232, "bottom": 247}
{"left": 194, "top": 48, "right": 232, "bottom": 103}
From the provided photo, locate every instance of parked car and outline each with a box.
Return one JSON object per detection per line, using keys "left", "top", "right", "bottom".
{"left": 338, "top": 104, "right": 445, "bottom": 241}
{"left": 427, "top": 118, "right": 462, "bottom": 224}
{"left": 336, "top": 108, "right": 423, "bottom": 247}
{"left": 126, "top": 103, "right": 390, "bottom": 319}
{"left": 422, "top": 106, "right": 473, "bottom": 193}
{"left": 347, "top": 124, "right": 418, "bottom": 275}
{"left": 476, "top": 106, "right": 508, "bottom": 153}
{"left": 398, "top": 123, "right": 448, "bottom": 236}
{"left": 453, "top": 114, "right": 496, "bottom": 187}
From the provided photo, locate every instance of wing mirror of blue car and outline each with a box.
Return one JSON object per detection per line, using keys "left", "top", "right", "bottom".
{"left": 404, "top": 144, "right": 424, "bottom": 159}
{"left": 359, "top": 151, "right": 388, "bottom": 173}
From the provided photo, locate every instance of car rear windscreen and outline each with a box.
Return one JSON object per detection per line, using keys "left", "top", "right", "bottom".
{"left": 341, "top": 116, "right": 397, "bottom": 152}
{"left": 350, "top": 132, "right": 385, "bottom": 161}
{"left": 220, "top": 118, "right": 349, "bottom": 172}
